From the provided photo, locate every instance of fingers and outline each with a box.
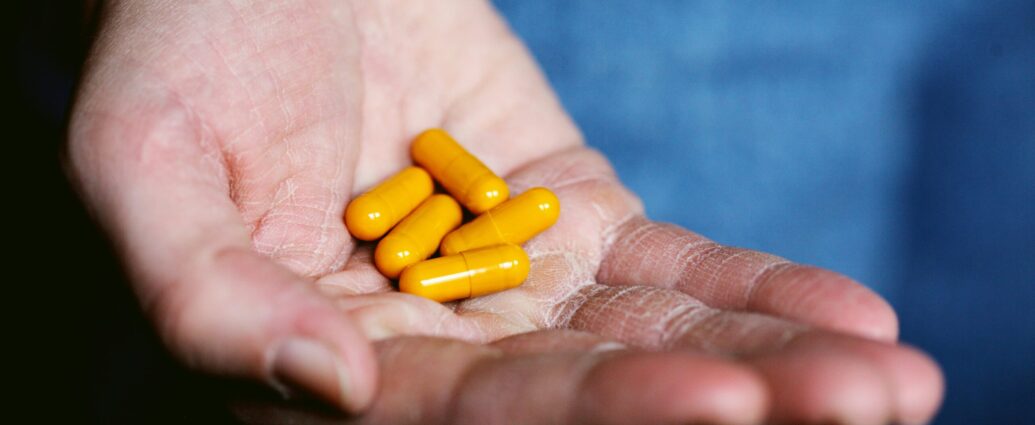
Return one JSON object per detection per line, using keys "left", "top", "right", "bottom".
{"left": 234, "top": 334, "right": 768, "bottom": 425}
{"left": 491, "top": 329, "right": 625, "bottom": 354}
{"left": 597, "top": 216, "right": 899, "bottom": 341}
{"left": 570, "top": 350, "right": 767, "bottom": 425}
{"left": 406, "top": 333, "right": 767, "bottom": 425}
{"left": 563, "top": 285, "right": 944, "bottom": 425}
{"left": 152, "top": 247, "right": 379, "bottom": 412}
{"left": 448, "top": 148, "right": 642, "bottom": 327}
{"left": 754, "top": 334, "right": 944, "bottom": 425}
{"left": 335, "top": 292, "right": 486, "bottom": 341}
{"left": 492, "top": 146, "right": 897, "bottom": 343}
{"left": 68, "top": 101, "right": 377, "bottom": 412}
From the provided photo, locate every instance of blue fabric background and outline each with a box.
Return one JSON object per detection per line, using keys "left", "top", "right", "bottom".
{"left": 492, "top": 1, "right": 1034, "bottom": 423}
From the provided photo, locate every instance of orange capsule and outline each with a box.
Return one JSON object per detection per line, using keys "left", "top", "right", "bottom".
{"left": 399, "top": 244, "right": 530, "bottom": 303}
{"left": 440, "top": 187, "right": 560, "bottom": 256}
{"left": 345, "top": 166, "right": 434, "bottom": 241}
{"left": 374, "top": 195, "right": 463, "bottom": 278}
{"left": 411, "top": 129, "right": 509, "bottom": 214}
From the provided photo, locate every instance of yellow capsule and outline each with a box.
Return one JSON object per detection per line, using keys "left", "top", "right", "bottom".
{"left": 440, "top": 187, "right": 560, "bottom": 256}
{"left": 345, "top": 166, "right": 434, "bottom": 241}
{"left": 399, "top": 244, "right": 530, "bottom": 302}
{"left": 374, "top": 195, "right": 463, "bottom": 278}
{"left": 411, "top": 129, "right": 509, "bottom": 214}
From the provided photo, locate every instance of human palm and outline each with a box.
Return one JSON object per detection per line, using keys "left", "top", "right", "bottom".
{"left": 70, "top": 1, "right": 942, "bottom": 424}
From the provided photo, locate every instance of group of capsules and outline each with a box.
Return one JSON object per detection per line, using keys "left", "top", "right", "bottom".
{"left": 344, "top": 129, "right": 560, "bottom": 302}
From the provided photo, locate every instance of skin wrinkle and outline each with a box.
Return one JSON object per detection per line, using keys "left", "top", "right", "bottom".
{"left": 703, "top": 248, "right": 754, "bottom": 295}
{"left": 677, "top": 243, "right": 726, "bottom": 288}
{"left": 248, "top": 7, "right": 302, "bottom": 136}
{"left": 572, "top": 286, "right": 641, "bottom": 341}
{"left": 187, "top": 96, "right": 233, "bottom": 187}
{"left": 770, "top": 272, "right": 830, "bottom": 317}
{"left": 203, "top": 4, "right": 275, "bottom": 154}
{"left": 246, "top": 132, "right": 351, "bottom": 271}
{"left": 175, "top": 44, "right": 277, "bottom": 148}
{"left": 679, "top": 311, "right": 810, "bottom": 357}
{"left": 595, "top": 214, "right": 900, "bottom": 341}
{"left": 743, "top": 260, "right": 795, "bottom": 310}
{"left": 594, "top": 214, "right": 645, "bottom": 283}
{"left": 134, "top": 35, "right": 833, "bottom": 359}
{"left": 509, "top": 168, "right": 625, "bottom": 316}
{"left": 560, "top": 282, "right": 812, "bottom": 357}
{"left": 100, "top": 48, "right": 229, "bottom": 187}
{"left": 459, "top": 311, "right": 522, "bottom": 342}
{"left": 161, "top": 92, "right": 229, "bottom": 189}
{"left": 601, "top": 220, "right": 705, "bottom": 288}
{"left": 73, "top": 1, "right": 942, "bottom": 421}
{"left": 250, "top": 167, "right": 348, "bottom": 274}
{"left": 525, "top": 251, "right": 597, "bottom": 328}
{"left": 546, "top": 285, "right": 607, "bottom": 331}
{"left": 633, "top": 226, "right": 670, "bottom": 282}
{"left": 668, "top": 238, "right": 717, "bottom": 286}
{"left": 226, "top": 143, "right": 284, "bottom": 200}
{"left": 317, "top": 246, "right": 393, "bottom": 295}
{"left": 164, "top": 1, "right": 356, "bottom": 278}
{"left": 597, "top": 211, "right": 639, "bottom": 253}
{"left": 460, "top": 301, "right": 539, "bottom": 338}
{"left": 685, "top": 246, "right": 745, "bottom": 305}
{"left": 658, "top": 301, "right": 718, "bottom": 349}
{"left": 441, "top": 149, "right": 618, "bottom": 329}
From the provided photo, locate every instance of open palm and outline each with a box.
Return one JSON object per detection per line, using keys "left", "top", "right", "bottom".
{"left": 70, "top": 1, "right": 942, "bottom": 424}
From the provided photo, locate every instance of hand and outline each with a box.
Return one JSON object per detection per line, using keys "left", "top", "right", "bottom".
{"left": 69, "top": 1, "right": 943, "bottom": 424}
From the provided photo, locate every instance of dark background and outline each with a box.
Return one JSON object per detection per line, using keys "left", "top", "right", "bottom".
{"left": 12, "top": 2, "right": 239, "bottom": 423}
{"left": 14, "top": 1, "right": 1034, "bottom": 423}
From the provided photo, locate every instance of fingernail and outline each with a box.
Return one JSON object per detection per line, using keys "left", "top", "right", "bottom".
{"left": 269, "top": 338, "right": 351, "bottom": 410}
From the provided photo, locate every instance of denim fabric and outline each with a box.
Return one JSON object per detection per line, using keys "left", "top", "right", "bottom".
{"left": 493, "top": 1, "right": 1034, "bottom": 423}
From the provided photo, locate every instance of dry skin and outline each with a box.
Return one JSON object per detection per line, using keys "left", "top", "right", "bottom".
{"left": 68, "top": 1, "right": 943, "bottom": 424}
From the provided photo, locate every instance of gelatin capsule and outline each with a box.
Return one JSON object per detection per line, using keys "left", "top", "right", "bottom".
{"left": 399, "top": 244, "right": 530, "bottom": 302}
{"left": 345, "top": 166, "right": 434, "bottom": 241}
{"left": 411, "top": 129, "right": 509, "bottom": 214}
{"left": 440, "top": 187, "right": 560, "bottom": 256}
{"left": 375, "top": 194, "right": 463, "bottom": 278}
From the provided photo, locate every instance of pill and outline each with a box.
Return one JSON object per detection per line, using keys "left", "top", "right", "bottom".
{"left": 345, "top": 166, "right": 434, "bottom": 241}
{"left": 399, "top": 244, "right": 530, "bottom": 302}
{"left": 411, "top": 129, "right": 509, "bottom": 214}
{"left": 440, "top": 187, "right": 560, "bottom": 256}
{"left": 374, "top": 194, "right": 463, "bottom": 278}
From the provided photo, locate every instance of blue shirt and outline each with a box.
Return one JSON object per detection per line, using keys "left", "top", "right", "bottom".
{"left": 494, "top": 1, "right": 1034, "bottom": 423}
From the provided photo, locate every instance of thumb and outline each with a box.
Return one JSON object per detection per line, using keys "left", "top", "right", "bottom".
{"left": 69, "top": 106, "right": 376, "bottom": 412}
{"left": 154, "top": 246, "right": 378, "bottom": 412}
